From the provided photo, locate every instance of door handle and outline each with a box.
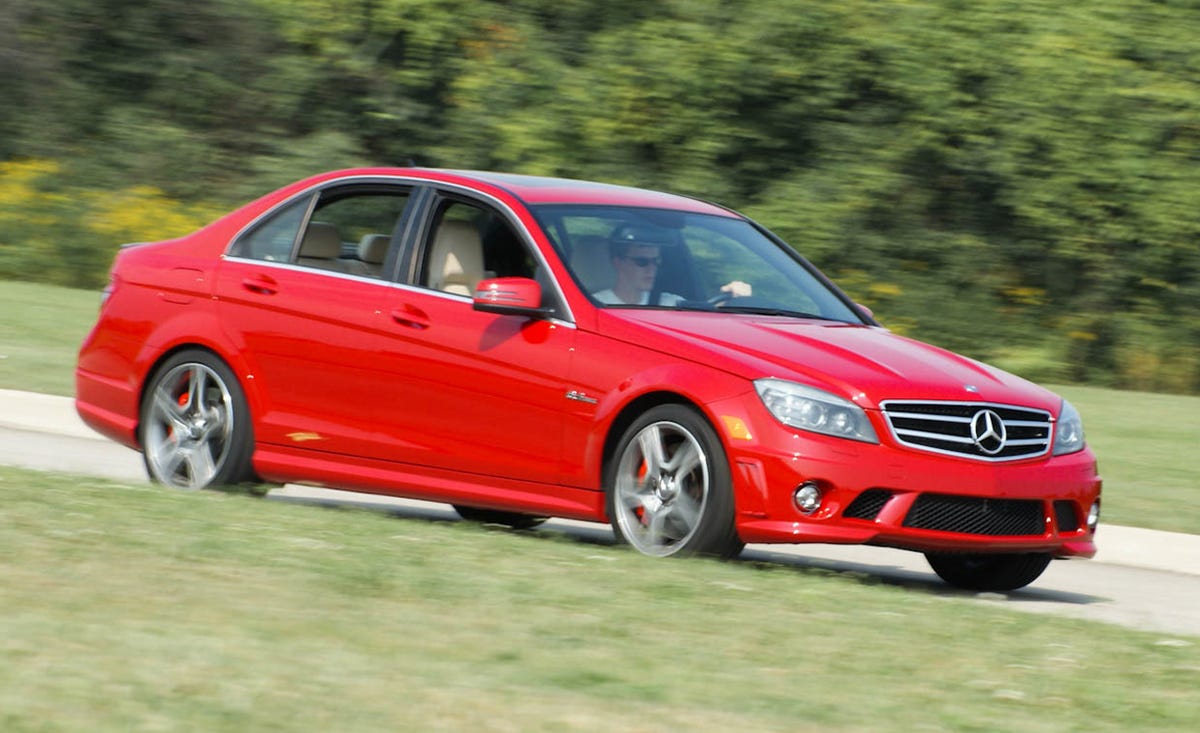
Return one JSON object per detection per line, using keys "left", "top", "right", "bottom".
{"left": 390, "top": 304, "right": 430, "bottom": 330}
{"left": 242, "top": 275, "right": 278, "bottom": 295}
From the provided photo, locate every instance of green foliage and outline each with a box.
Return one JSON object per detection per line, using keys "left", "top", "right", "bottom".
{"left": 1, "top": 0, "right": 1198, "bottom": 391}
{"left": 0, "top": 159, "right": 224, "bottom": 288}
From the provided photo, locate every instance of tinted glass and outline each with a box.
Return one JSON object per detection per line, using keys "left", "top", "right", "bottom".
{"left": 421, "top": 199, "right": 544, "bottom": 291}
{"left": 297, "top": 190, "right": 411, "bottom": 277}
{"left": 230, "top": 197, "right": 309, "bottom": 261}
{"left": 533, "top": 205, "right": 861, "bottom": 321}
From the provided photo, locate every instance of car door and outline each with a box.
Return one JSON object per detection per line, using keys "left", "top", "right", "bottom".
{"left": 214, "top": 181, "right": 417, "bottom": 457}
{"left": 372, "top": 192, "right": 574, "bottom": 485}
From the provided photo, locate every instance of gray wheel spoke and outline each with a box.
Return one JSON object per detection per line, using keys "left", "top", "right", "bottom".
{"left": 183, "top": 445, "right": 218, "bottom": 488}
{"left": 185, "top": 366, "right": 205, "bottom": 412}
{"left": 645, "top": 505, "right": 671, "bottom": 545}
{"left": 663, "top": 439, "right": 701, "bottom": 478}
{"left": 672, "top": 489, "right": 702, "bottom": 533}
{"left": 201, "top": 404, "right": 229, "bottom": 440}
{"left": 637, "top": 425, "right": 666, "bottom": 476}
{"left": 620, "top": 487, "right": 652, "bottom": 512}
{"left": 152, "top": 387, "right": 189, "bottom": 433}
{"left": 154, "top": 440, "right": 187, "bottom": 481}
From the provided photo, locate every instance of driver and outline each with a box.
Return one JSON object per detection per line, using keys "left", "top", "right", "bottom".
{"left": 592, "top": 225, "right": 681, "bottom": 305}
{"left": 592, "top": 225, "right": 751, "bottom": 306}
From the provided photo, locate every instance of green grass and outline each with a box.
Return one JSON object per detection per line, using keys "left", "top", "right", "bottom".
{"left": 0, "top": 280, "right": 100, "bottom": 396}
{"left": 1055, "top": 384, "right": 1200, "bottom": 536}
{"left": 1, "top": 465, "right": 1197, "bottom": 733}
{"left": 1, "top": 279, "right": 1198, "bottom": 534}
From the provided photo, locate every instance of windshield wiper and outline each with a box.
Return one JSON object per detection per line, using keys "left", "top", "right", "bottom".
{"left": 715, "top": 305, "right": 843, "bottom": 321}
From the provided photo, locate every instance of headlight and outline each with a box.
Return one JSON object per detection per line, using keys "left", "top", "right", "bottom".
{"left": 754, "top": 378, "right": 878, "bottom": 443}
{"left": 1052, "top": 399, "right": 1086, "bottom": 455}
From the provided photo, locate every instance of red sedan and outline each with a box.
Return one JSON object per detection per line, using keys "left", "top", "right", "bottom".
{"left": 76, "top": 168, "right": 1101, "bottom": 590}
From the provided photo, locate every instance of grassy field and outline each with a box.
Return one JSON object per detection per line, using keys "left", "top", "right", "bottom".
{"left": 1, "top": 279, "right": 1198, "bottom": 533}
{"left": 1054, "top": 384, "right": 1199, "bottom": 535}
{"left": 1, "top": 465, "right": 1197, "bottom": 733}
{"left": 0, "top": 280, "right": 100, "bottom": 395}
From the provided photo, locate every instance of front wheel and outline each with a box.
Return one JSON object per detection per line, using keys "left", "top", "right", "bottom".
{"left": 925, "top": 552, "right": 1052, "bottom": 591}
{"left": 606, "top": 405, "right": 742, "bottom": 558}
{"left": 140, "top": 349, "right": 256, "bottom": 490}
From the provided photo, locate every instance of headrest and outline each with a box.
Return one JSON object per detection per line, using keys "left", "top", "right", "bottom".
{"left": 358, "top": 234, "right": 390, "bottom": 264}
{"left": 431, "top": 220, "right": 483, "bottom": 295}
{"left": 298, "top": 222, "right": 342, "bottom": 259}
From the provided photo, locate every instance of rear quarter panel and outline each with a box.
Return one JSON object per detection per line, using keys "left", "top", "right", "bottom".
{"left": 76, "top": 236, "right": 258, "bottom": 448}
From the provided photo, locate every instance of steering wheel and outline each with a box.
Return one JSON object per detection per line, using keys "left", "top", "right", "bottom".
{"left": 707, "top": 291, "right": 738, "bottom": 307}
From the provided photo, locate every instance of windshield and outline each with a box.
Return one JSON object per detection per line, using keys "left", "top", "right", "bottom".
{"left": 532, "top": 205, "right": 863, "bottom": 322}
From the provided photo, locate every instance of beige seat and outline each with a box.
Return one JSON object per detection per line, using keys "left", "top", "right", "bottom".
{"left": 428, "top": 220, "right": 484, "bottom": 296}
{"left": 569, "top": 234, "right": 616, "bottom": 294}
{"left": 296, "top": 222, "right": 345, "bottom": 272}
{"left": 356, "top": 233, "right": 390, "bottom": 277}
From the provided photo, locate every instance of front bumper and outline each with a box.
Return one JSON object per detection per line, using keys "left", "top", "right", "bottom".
{"left": 717, "top": 399, "right": 1101, "bottom": 557}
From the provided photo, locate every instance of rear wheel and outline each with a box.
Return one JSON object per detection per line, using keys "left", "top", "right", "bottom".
{"left": 925, "top": 552, "right": 1052, "bottom": 591}
{"left": 452, "top": 505, "right": 547, "bottom": 530}
{"left": 606, "top": 405, "right": 742, "bottom": 558}
{"left": 140, "top": 349, "right": 256, "bottom": 490}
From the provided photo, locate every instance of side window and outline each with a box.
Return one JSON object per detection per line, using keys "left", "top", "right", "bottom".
{"left": 230, "top": 197, "right": 309, "bottom": 262}
{"left": 295, "top": 189, "right": 411, "bottom": 277}
{"left": 420, "top": 199, "right": 541, "bottom": 296}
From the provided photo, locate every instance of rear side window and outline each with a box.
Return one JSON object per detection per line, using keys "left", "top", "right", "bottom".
{"left": 230, "top": 197, "right": 309, "bottom": 261}
{"left": 229, "top": 184, "right": 413, "bottom": 279}
{"left": 296, "top": 190, "right": 411, "bottom": 277}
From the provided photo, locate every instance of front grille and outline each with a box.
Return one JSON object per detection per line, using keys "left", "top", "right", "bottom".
{"left": 903, "top": 494, "right": 1045, "bottom": 536}
{"left": 1054, "top": 501, "right": 1080, "bottom": 532}
{"left": 844, "top": 489, "right": 894, "bottom": 520}
{"left": 880, "top": 401, "right": 1052, "bottom": 462}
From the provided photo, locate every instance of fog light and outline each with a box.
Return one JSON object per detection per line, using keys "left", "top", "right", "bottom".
{"left": 1087, "top": 501, "right": 1100, "bottom": 532}
{"left": 793, "top": 482, "right": 822, "bottom": 515}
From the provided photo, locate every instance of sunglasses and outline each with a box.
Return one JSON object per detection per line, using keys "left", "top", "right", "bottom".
{"left": 623, "top": 255, "right": 662, "bottom": 267}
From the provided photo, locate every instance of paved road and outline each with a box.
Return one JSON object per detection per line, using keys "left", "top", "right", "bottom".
{"left": 3, "top": 388, "right": 1199, "bottom": 638}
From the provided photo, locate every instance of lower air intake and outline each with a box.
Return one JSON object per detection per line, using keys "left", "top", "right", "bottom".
{"left": 843, "top": 489, "right": 894, "bottom": 521}
{"left": 1054, "top": 501, "right": 1080, "bottom": 533}
{"left": 903, "top": 494, "right": 1044, "bottom": 536}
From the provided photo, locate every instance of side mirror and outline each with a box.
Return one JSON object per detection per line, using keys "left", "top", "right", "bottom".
{"left": 473, "top": 277, "right": 554, "bottom": 318}
{"left": 855, "top": 302, "right": 875, "bottom": 321}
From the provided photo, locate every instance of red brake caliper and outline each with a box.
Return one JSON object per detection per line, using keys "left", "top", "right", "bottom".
{"left": 634, "top": 460, "right": 649, "bottom": 525}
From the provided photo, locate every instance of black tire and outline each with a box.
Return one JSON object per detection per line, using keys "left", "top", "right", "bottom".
{"left": 605, "top": 404, "right": 743, "bottom": 558}
{"left": 139, "top": 349, "right": 257, "bottom": 490}
{"left": 452, "top": 505, "right": 547, "bottom": 530}
{"left": 925, "top": 552, "right": 1052, "bottom": 591}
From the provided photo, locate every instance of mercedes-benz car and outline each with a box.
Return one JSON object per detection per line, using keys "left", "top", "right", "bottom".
{"left": 75, "top": 168, "right": 1101, "bottom": 590}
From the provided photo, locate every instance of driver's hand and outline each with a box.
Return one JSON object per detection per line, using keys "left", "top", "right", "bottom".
{"left": 721, "top": 280, "right": 752, "bottom": 297}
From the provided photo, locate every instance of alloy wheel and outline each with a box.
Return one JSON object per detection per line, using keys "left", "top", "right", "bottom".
{"left": 612, "top": 420, "right": 710, "bottom": 556}
{"left": 144, "top": 362, "right": 235, "bottom": 489}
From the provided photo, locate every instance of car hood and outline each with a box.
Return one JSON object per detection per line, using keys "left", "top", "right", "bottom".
{"left": 602, "top": 311, "right": 1061, "bottom": 412}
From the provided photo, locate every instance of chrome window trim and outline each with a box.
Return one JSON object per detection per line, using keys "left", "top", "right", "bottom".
{"left": 216, "top": 255, "right": 577, "bottom": 330}
{"left": 224, "top": 173, "right": 577, "bottom": 326}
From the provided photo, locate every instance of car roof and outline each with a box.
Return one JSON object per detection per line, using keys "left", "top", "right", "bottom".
{"left": 307, "top": 167, "right": 740, "bottom": 218}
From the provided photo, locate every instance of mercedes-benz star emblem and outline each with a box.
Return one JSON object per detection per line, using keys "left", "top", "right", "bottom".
{"left": 970, "top": 409, "right": 1007, "bottom": 455}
